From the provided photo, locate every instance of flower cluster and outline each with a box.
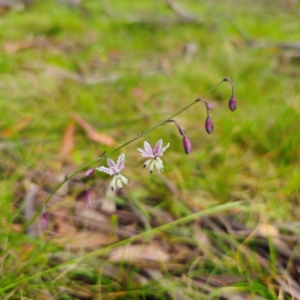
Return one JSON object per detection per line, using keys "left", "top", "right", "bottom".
{"left": 92, "top": 139, "right": 170, "bottom": 196}
{"left": 83, "top": 79, "right": 237, "bottom": 201}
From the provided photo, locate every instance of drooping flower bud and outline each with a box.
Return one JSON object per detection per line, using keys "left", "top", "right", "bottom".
{"left": 85, "top": 189, "right": 91, "bottom": 208}
{"left": 41, "top": 204, "right": 47, "bottom": 230}
{"left": 182, "top": 136, "right": 192, "bottom": 155}
{"left": 228, "top": 97, "right": 237, "bottom": 111}
{"left": 205, "top": 117, "right": 214, "bottom": 134}
{"left": 85, "top": 168, "right": 95, "bottom": 177}
{"left": 42, "top": 212, "right": 47, "bottom": 229}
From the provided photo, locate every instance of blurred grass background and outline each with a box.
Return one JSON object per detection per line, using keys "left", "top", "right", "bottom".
{"left": 1, "top": 0, "right": 300, "bottom": 299}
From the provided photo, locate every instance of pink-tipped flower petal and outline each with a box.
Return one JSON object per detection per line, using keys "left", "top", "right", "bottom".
{"left": 116, "top": 153, "right": 125, "bottom": 171}
{"left": 144, "top": 141, "right": 153, "bottom": 156}
{"left": 107, "top": 158, "right": 117, "bottom": 169}
{"left": 98, "top": 154, "right": 126, "bottom": 175}
{"left": 182, "top": 137, "right": 192, "bottom": 154}
{"left": 161, "top": 143, "right": 170, "bottom": 154}
{"left": 137, "top": 148, "right": 152, "bottom": 157}
{"left": 97, "top": 166, "right": 114, "bottom": 175}
{"left": 153, "top": 139, "right": 163, "bottom": 156}
{"left": 205, "top": 117, "right": 214, "bottom": 134}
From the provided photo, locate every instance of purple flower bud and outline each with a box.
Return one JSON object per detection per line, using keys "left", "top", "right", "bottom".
{"left": 228, "top": 97, "right": 237, "bottom": 111}
{"left": 85, "top": 189, "right": 91, "bottom": 208}
{"left": 41, "top": 212, "right": 47, "bottom": 229}
{"left": 182, "top": 136, "right": 192, "bottom": 155}
{"left": 85, "top": 168, "right": 95, "bottom": 177}
{"left": 205, "top": 117, "right": 214, "bottom": 134}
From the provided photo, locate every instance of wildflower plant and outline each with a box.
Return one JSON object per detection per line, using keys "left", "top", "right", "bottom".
{"left": 96, "top": 153, "right": 129, "bottom": 191}
{"left": 37, "top": 77, "right": 237, "bottom": 227}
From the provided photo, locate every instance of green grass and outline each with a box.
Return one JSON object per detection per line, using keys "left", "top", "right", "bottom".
{"left": 1, "top": 0, "right": 300, "bottom": 298}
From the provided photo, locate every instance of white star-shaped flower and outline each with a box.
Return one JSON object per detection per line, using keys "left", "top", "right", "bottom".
{"left": 137, "top": 139, "right": 170, "bottom": 173}
{"left": 96, "top": 153, "right": 129, "bottom": 191}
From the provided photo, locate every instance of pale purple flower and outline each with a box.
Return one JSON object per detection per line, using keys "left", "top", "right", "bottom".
{"left": 96, "top": 153, "right": 128, "bottom": 191}
{"left": 137, "top": 139, "right": 170, "bottom": 173}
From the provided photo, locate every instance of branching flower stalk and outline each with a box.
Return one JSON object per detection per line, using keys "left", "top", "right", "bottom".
{"left": 224, "top": 77, "right": 236, "bottom": 111}
{"left": 24, "top": 77, "right": 236, "bottom": 232}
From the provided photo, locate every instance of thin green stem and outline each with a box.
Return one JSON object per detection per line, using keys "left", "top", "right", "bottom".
{"left": 1, "top": 201, "right": 247, "bottom": 293}
{"left": 223, "top": 77, "right": 235, "bottom": 97}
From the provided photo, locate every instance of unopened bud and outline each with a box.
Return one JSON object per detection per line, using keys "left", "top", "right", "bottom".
{"left": 205, "top": 117, "right": 214, "bottom": 134}
{"left": 41, "top": 203, "right": 47, "bottom": 229}
{"left": 85, "top": 169, "right": 95, "bottom": 177}
{"left": 182, "top": 136, "right": 192, "bottom": 155}
{"left": 228, "top": 97, "right": 237, "bottom": 111}
{"left": 85, "top": 189, "right": 91, "bottom": 208}
{"left": 41, "top": 212, "right": 47, "bottom": 229}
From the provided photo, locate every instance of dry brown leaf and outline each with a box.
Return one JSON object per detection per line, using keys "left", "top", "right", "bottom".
{"left": 11, "top": 223, "right": 23, "bottom": 232}
{"left": 74, "top": 202, "right": 109, "bottom": 224}
{"left": 192, "top": 225, "right": 211, "bottom": 247}
{"left": 72, "top": 113, "right": 115, "bottom": 146}
{"left": 19, "top": 244, "right": 36, "bottom": 262}
{"left": 2, "top": 37, "right": 50, "bottom": 53}
{"left": 56, "top": 230, "right": 117, "bottom": 250}
{"left": 33, "top": 292, "right": 54, "bottom": 300}
{"left": 254, "top": 222, "right": 284, "bottom": 247}
{"left": 60, "top": 121, "right": 75, "bottom": 157}
{"left": 255, "top": 223, "right": 279, "bottom": 237}
{"left": 2, "top": 41, "right": 33, "bottom": 53}
{"left": 109, "top": 244, "right": 170, "bottom": 263}
{"left": 102, "top": 186, "right": 117, "bottom": 213}
{"left": 53, "top": 215, "right": 77, "bottom": 236}
{"left": 0, "top": 117, "right": 31, "bottom": 137}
